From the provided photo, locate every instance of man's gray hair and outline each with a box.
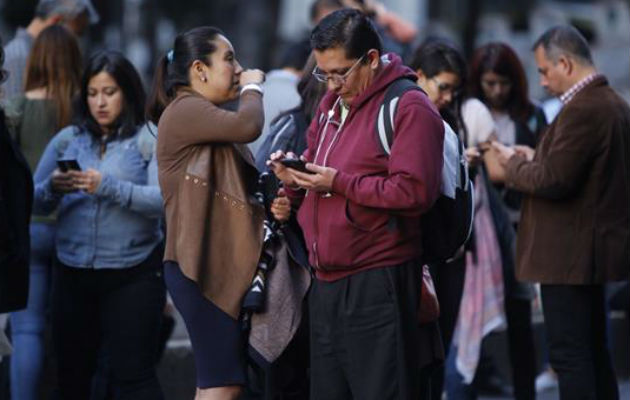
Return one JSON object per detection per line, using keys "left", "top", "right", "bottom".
{"left": 532, "top": 25, "right": 593, "bottom": 66}
{"left": 35, "top": 0, "right": 99, "bottom": 23}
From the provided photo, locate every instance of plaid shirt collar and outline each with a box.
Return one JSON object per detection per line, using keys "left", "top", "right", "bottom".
{"left": 559, "top": 73, "right": 601, "bottom": 105}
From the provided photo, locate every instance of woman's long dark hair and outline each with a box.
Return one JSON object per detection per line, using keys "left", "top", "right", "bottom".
{"left": 146, "top": 26, "right": 223, "bottom": 124}
{"left": 75, "top": 51, "right": 145, "bottom": 140}
{"left": 468, "top": 42, "right": 533, "bottom": 124}
{"left": 24, "top": 25, "right": 82, "bottom": 131}
{"left": 408, "top": 38, "right": 468, "bottom": 143}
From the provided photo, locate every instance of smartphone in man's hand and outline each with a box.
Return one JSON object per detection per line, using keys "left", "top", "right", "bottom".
{"left": 280, "top": 158, "right": 315, "bottom": 174}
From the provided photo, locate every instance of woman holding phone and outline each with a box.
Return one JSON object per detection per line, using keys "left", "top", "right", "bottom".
{"left": 3, "top": 25, "right": 81, "bottom": 400}
{"left": 33, "top": 51, "right": 165, "bottom": 399}
{"left": 147, "top": 26, "right": 288, "bottom": 400}
{"left": 409, "top": 40, "right": 537, "bottom": 400}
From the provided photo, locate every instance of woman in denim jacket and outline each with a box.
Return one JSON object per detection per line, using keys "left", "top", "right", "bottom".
{"left": 33, "top": 51, "right": 165, "bottom": 400}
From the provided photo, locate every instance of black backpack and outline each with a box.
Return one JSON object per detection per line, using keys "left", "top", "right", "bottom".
{"left": 255, "top": 109, "right": 308, "bottom": 172}
{"left": 375, "top": 78, "right": 474, "bottom": 264}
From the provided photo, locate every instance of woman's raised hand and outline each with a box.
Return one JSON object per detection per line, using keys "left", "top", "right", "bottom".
{"left": 240, "top": 69, "right": 265, "bottom": 86}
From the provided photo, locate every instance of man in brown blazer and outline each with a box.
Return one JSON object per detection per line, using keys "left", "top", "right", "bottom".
{"left": 493, "top": 26, "right": 629, "bottom": 400}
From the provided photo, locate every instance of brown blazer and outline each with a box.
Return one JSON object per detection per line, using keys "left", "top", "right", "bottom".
{"left": 506, "top": 76, "right": 629, "bottom": 284}
{"left": 157, "top": 91, "right": 265, "bottom": 319}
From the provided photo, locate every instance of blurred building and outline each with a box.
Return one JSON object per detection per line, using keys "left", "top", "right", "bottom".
{"left": 1, "top": 0, "right": 628, "bottom": 102}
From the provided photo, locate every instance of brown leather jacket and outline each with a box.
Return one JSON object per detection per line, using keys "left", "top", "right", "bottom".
{"left": 157, "top": 91, "right": 265, "bottom": 318}
{"left": 506, "top": 76, "right": 630, "bottom": 284}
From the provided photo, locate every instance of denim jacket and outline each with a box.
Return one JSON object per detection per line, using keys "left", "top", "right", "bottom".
{"left": 33, "top": 124, "right": 163, "bottom": 269}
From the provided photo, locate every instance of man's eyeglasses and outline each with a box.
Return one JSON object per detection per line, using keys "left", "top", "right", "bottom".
{"left": 312, "top": 55, "right": 365, "bottom": 85}
{"left": 430, "top": 77, "right": 461, "bottom": 97}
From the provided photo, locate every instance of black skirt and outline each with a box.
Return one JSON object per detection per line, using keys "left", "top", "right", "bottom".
{"left": 164, "top": 261, "right": 246, "bottom": 388}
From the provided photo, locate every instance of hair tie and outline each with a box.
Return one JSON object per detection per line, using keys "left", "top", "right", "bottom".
{"left": 166, "top": 49, "right": 174, "bottom": 64}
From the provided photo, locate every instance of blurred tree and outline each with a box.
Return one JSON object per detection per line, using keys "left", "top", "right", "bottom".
{"left": 234, "top": 0, "right": 282, "bottom": 70}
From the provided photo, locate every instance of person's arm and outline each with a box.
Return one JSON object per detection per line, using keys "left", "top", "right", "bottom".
{"left": 484, "top": 143, "right": 507, "bottom": 183}
{"left": 371, "top": 2, "right": 418, "bottom": 43}
{"left": 93, "top": 173, "right": 163, "bottom": 217}
{"left": 460, "top": 98, "right": 504, "bottom": 181}
{"left": 332, "top": 98, "right": 444, "bottom": 215}
{"left": 1, "top": 44, "right": 26, "bottom": 100}
{"left": 504, "top": 107, "right": 597, "bottom": 199}
{"left": 269, "top": 107, "right": 322, "bottom": 206}
{"left": 32, "top": 130, "right": 76, "bottom": 215}
{"left": 167, "top": 90, "right": 264, "bottom": 147}
{"left": 80, "top": 131, "right": 164, "bottom": 217}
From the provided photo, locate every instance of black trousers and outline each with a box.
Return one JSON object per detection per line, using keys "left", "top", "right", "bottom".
{"left": 502, "top": 296, "right": 536, "bottom": 400}
{"left": 51, "top": 246, "right": 166, "bottom": 400}
{"left": 429, "top": 257, "right": 466, "bottom": 400}
{"left": 429, "top": 256, "right": 536, "bottom": 400}
{"left": 541, "top": 284, "right": 619, "bottom": 400}
{"left": 309, "top": 262, "right": 425, "bottom": 400}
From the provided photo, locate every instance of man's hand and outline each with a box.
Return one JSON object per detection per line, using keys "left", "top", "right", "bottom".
{"left": 73, "top": 168, "right": 103, "bottom": 194}
{"left": 51, "top": 169, "right": 79, "bottom": 193}
{"left": 291, "top": 163, "right": 337, "bottom": 193}
{"left": 513, "top": 145, "right": 535, "bottom": 162}
{"left": 267, "top": 150, "right": 300, "bottom": 188}
{"left": 465, "top": 146, "right": 483, "bottom": 167}
{"left": 491, "top": 141, "right": 517, "bottom": 167}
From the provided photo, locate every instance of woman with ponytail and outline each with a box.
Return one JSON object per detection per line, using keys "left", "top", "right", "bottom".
{"left": 148, "top": 26, "right": 288, "bottom": 400}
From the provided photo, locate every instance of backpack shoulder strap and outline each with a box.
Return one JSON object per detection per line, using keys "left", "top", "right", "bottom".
{"left": 376, "top": 78, "right": 424, "bottom": 156}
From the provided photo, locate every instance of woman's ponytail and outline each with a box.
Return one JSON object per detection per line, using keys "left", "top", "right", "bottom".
{"left": 146, "top": 54, "right": 171, "bottom": 125}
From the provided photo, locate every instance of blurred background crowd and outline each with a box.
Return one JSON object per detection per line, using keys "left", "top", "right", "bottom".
{"left": 1, "top": 0, "right": 628, "bottom": 104}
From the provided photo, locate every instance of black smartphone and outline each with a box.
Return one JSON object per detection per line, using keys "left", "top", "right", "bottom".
{"left": 57, "top": 159, "right": 81, "bottom": 172}
{"left": 280, "top": 158, "right": 314, "bottom": 174}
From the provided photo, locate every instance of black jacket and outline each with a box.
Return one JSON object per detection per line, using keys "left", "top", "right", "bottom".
{"left": 0, "top": 109, "right": 32, "bottom": 313}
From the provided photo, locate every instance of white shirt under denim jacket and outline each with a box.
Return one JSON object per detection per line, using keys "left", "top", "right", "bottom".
{"left": 33, "top": 123, "right": 164, "bottom": 269}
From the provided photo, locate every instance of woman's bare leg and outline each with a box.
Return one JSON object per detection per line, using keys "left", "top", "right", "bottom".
{"left": 195, "top": 385, "right": 242, "bottom": 400}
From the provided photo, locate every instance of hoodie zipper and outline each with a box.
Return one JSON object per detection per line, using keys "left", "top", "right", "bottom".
{"left": 311, "top": 100, "right": 349, "bottom": 271}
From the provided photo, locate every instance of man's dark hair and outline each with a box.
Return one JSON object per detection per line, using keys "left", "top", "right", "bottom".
{"left": 310, "top": 8, "right": 382, "bottom": 61}
{"left": 532, "top": 25, "right": 593, "bottom": 66}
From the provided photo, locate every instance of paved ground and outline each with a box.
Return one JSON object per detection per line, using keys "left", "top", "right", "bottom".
{"left": 479, "top": 380, "right": 630, "bottom": 399}
{"left": 163, "top": 301, "right": 629, "bottom": 399}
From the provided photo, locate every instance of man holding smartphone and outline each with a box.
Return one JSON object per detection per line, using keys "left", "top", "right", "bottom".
{"left": 493, "top": 26, "right": 629, "bottom": 399}
{"left": 269, "top": 9, "right": 444, "bottom": 399}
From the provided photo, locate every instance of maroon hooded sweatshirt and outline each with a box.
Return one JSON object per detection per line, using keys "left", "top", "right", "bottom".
{"left": 288, "top": 53, "right": 444, "bottom": 282}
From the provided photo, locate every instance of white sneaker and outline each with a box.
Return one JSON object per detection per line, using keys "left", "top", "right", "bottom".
{"left": 535, "top": 370, "right": 558, "bottom": 393}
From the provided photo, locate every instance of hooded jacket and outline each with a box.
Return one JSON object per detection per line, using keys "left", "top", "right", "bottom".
{"left": 289, "top": 53, "right": 444, "bottom": 281}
